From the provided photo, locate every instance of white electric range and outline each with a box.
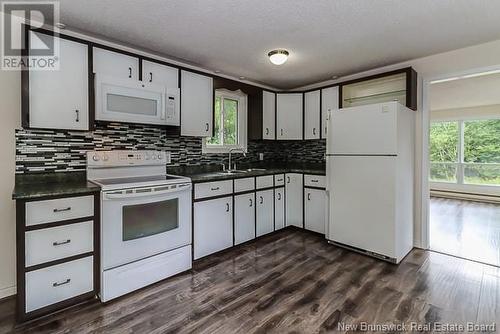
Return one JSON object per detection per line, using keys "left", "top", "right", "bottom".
{"left": 87, "top": 150, "right": 192, "bottom": 302}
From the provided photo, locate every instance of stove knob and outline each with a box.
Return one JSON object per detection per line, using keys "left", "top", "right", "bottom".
{"left": 92, "top": 155, "right": 100, "bottom": 162}
{"left": 158, "top": 154, "right": 163, "bottom": 160}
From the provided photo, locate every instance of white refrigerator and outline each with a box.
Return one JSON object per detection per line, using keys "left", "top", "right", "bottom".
{"left": 325, "top": 101, "right": 414, "bottom": 263}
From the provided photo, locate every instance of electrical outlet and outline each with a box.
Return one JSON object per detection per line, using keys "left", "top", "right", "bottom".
{"left": 259, "top": 153, "right": 264, "bottom": 161}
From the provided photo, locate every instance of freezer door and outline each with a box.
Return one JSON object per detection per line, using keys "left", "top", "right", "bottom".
{"left": 327, "top": 102, "right": 398, "bottom": 155}
{"left": 327, "top": 156, "right": 396, "bottom": 258}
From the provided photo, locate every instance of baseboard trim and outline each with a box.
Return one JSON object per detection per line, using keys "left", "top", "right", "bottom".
{"left": 0, "top": 285, "right": 16, "bottom": 299}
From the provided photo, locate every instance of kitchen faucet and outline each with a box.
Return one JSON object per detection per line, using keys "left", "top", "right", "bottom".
{"left": 228, "top": 148, "right": 246, "bottom": 171}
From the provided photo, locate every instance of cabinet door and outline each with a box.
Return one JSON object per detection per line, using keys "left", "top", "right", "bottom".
{"left": 276, "top": 93, "right": 303, "bottom": 140}
{"left": 29, "top": 32, "right": 89, "bottom": 130}
{"left": 262, "top": 91, "right": 276, "bottom": 140}
{"left": 256, "top": 190, "right": 274, "bottom": 237}
{"left": 304, "top": 90, "right": 320, "bottom": 140}
{"left": 234, "top": 193, "right": 255, "bottom": 245}
{"left": 304, "top": 189, "right": 326, "bottom": 234}
{"left": 194, "top": 197, "right": 233, "bottom": 259}
{"left": 180, "top": 70, "right": 213, "bottom": 137}
{"left": 321, "top": 86, "right": 339, "bottom": 139}
{"left": 285, "top": 173, "right": 303, "bottom": 228}
{"left": 142, "top": 60, "right": 178, "bottom": 88}
{"left": 274, "top": 187, "right": 285, "bottom": 230}
{"left": 93, "top": 47, "right": 139, "bottom": 80}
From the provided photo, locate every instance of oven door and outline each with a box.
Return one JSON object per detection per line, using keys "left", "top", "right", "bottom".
{"left": 101, "top": 183, "right": 192, "bottom": 270}
{"left": 95, "top": 74, "right": 166, "bottom": 126}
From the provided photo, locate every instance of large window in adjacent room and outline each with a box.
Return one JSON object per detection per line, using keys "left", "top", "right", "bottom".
{"left": 430, "top": 119, "right": 500, "bottom": 186}
{"left": 203, "top": 89, "right": 247, "bottom": 153}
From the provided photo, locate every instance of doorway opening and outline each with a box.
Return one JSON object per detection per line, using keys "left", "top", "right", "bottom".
{"left": 428, "top": 69, "right": 500, "bottom": 266}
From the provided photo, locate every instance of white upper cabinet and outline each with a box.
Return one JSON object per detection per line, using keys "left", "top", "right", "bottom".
{"left": 262, "top": 91, "right": 276, "bottom": 140}
{"left": 180, "top": 70, "right": 213, "bottom": 137}
{"left": 142, "top": 60, "right": 178, "bottom": 88}
{"left": 276, "top": 93, "right": 303, "bottom": 140}
{"left": 304, "top": 90, "right": 321, "bottom": 140}
{"left": 93, "top": 47, "right": 139, "bottom": 80}
{"left": 28, "top": 32, "right": 89, "bottom": 130}
{"left": 320, "top": 86, "right": 339, "bottom": 139}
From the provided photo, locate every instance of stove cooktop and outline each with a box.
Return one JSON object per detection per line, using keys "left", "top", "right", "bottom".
{"left": 90, "top": 174, "right": 191, "bottom": 191}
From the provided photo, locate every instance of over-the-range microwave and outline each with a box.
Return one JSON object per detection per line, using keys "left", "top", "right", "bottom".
{"left": 95, "top": 74, "right": 180, "bottom": 126}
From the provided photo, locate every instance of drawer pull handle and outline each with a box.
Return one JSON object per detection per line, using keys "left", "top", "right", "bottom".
{"left": 205, "top": 123, "right": 210, "bottom": 132}
{"left": 149, "top": 72, "right": 153, "bottom": 82}
{"left": 75, "top": 109, "right": 80, "bottom": 122}
{"left": 53, "top": 207, "right": 71, "bottom": 213}
{"left": 128, "top": 67, "right": 132, "bottom": 78}
{"left": 249, "top": 198, "right": 253, "bottom": 207}
{"left": 211, "top": 187, "right": 220, "bottom": 191}
{"left": 277, "top": 178, "right": 283, "bottom": 182}
{"left": 313, "top": 128, "right": 316, "bottom": 136}
{"left": 53, "top": 278, "right": 71, "bottom": 287}
{"left": 277, "top": 193, "right": 281, "bottom": 200}
{"left": 287, "top": 176, "right": 290, "bottom": 183}
{"left": 265, "top": 128, "right": 269, "bottom": 135}
{"left": 260, "top": 196, "right": 263, "bottom": 204}
{"left": 308, "top": 193, "right": 311, "bottom": 201}
{"left": 226, "top": 203, "right": 230, "bottom": 212}
{"left": 311, "top": 180, "right": 319, "bottom": 183}
{"left": 53, "top": 239, "right": 71, "bottom": 246}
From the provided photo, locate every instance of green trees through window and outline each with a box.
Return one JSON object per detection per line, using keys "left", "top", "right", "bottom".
{"left": 207, "top": 95, "right": 238, "bottom": 146}
{"left": 429, "top": 119, "right": 500, "bottom": 186}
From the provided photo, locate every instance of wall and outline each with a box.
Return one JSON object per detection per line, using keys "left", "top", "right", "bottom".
{"left": 15, "top": 124, "right": 326, "bottom": 174}
{"left": 0, "top": 69, "right": 20, "bottom": 298}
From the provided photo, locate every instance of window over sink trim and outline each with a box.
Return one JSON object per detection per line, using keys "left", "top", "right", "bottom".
{"left": 202, "top": 89, "right": 248, "bottom": 154}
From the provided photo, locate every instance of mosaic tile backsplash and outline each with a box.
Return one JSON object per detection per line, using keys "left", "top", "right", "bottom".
{"left": 15, "top": 122, "right": 326, "bottom": 174}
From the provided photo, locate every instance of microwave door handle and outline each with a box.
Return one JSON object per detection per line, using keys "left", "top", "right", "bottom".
{"left": 103, "top": 185, "right": 192, "bottom": 200}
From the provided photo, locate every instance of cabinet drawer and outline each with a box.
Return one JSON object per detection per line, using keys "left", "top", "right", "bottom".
{"left": 304, "top": 175, "right": 326, "bottom": 188}
{"left": 25, "top": 256, "right": 93, "bottom": 313}
{"left": 195, "top": 180, "right": 232, "bottom": 199}
{"left": 25, "top": 221, "right": 93, "bottom": 267}
{"left": 274, "top": 174, "right": 285, "bottom": 187}
{"left": 26, "top": 195, "right": 94, "bottom": 227}
{"left": 234, "top": 177, "right": 255, "bottom": 193}
{"left": 256, "top": 175, "right": 274, "bottom": 189}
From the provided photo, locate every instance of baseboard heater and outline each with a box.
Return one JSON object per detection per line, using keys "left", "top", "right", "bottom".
{"left": 430, "top": 190, "right": 500, "bottom": 203}
{"left": 327, "top": 240, "right": 397, "bottom": 264}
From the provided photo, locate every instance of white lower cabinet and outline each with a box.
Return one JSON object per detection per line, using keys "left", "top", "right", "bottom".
{"left": 285, "top": 173, "right": 303, "bottom": 227}
{"left": 304, "top": 188, "right": 327, "bottom": 234}
{"left": 26, "top": 256, "right": 93, "bottom": 313}
{"left": 256, "top": 190, "right": 274, "bottom": 237}
{"left": 234, "top": 193, "right": 256, "bottom": 245}
{"left": 194, "top": 197, "right": 233, "bottom": 259}
{"left": 274, "top": 187, "right": 285, "bottom": 230}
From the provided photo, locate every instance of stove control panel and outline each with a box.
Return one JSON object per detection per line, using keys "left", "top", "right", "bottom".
{"left": 87, "top": 150, "right": 171, "bottom": 167}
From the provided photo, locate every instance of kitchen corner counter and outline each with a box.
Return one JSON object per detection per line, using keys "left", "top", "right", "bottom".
{"left": 12, "top": 172, "right": 101, "bottom": 200}
{"left": 169, "top": 163, "right": 326, "bottom": 183}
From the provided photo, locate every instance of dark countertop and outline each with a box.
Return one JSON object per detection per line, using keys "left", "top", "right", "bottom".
{"left": 169, "top": 162, "right": 326, "bottom": 183}
{"left": 13, "top": 172, "right": 100, "bottom": 200}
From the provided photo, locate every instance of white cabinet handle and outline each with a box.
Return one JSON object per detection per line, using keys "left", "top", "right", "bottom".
{"left": 53, "top": 278, "right": 71, "bottom": 287}
{"left": 311, "top": 179, "right": 319, "bottom": 183}
{"left": 53, "top": 239, "right": 71, "bottom": 246}
{"left": 210, "top": 187, "right": 220, "bottom": 191}
{"left": 53, "top": 207, "right": 71, "bottom": 213}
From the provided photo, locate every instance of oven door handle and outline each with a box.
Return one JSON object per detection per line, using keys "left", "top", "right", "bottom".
{"left": 103, "top": 185, "right": 191, "bottom": 200}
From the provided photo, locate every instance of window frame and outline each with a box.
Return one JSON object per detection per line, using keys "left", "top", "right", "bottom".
{"left": 202, "top": 89, "right": 247, "bottom": 154}
{"left": 429, "top": 118, "right": 500, "bottom": 187}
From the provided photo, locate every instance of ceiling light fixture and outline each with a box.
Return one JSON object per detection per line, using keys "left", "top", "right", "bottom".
{"left": 268, "top": 49, "right": 289, "bottom": 65}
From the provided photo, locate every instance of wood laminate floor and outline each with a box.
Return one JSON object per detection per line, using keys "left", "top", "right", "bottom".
{"left": 2, "top": 228, "right": 500, "bottom": 333}
{"left": 430, "top": 197, "right": 500, "bottom": 266}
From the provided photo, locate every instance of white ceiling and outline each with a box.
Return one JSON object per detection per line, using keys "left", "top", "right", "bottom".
{"left": 50, "top": 0, "right": 500, "bottom": 89}
{"left": 430, "top": 72, "right": 500, "bottom": 111}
